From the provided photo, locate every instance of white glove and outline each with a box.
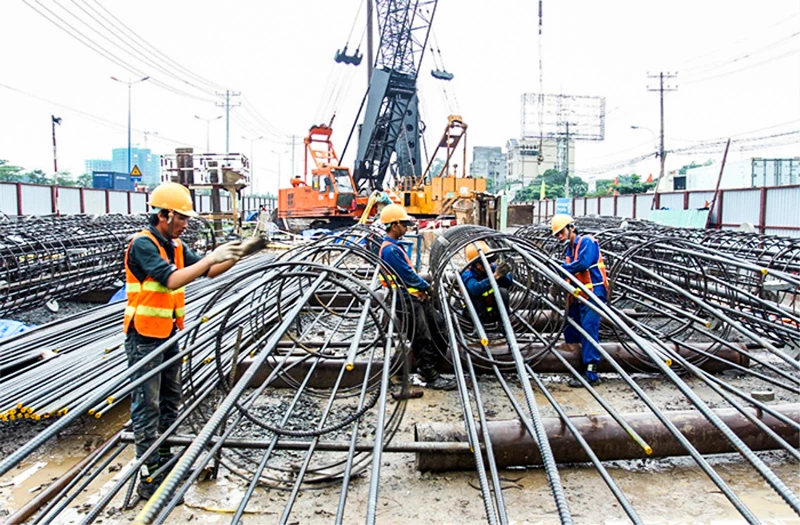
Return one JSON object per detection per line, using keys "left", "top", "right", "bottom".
{"left": 208, "top": 241, "right": 243, "bottom": 264}
{"left": 239, "top": 236, "right": 266, "bottom": 257}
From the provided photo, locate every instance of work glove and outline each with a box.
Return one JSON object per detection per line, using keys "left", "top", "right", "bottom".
{"left": 240, "top": 235, "right": 267, "bottom": 257}
{"left": 208, "top": 241, "right": 243, "bottom": 265}
{"left": 549, "top": 283, "right": 561, "bottom": 301}
{"left": 494, "top": 261, "right": 511, "bottom": 279}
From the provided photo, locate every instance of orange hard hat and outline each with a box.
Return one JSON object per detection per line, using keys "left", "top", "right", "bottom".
{"left": 148, "top": 182, "right": 197, "bottom": 217}
{"left": 551, "top": 214, "right": 574, "bottom": 236}
{"left": 466, "top": 241, "right": 493, "bottom": 262}
{"left": 380, "top": 204, "right": 414, "bottom": 225}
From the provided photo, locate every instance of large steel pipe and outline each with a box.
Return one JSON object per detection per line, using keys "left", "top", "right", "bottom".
{"left": 415, "top": 404, "right": 799, "bottom": 472}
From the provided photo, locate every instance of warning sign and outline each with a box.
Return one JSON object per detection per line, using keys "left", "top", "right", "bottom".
{"left": 130, "top": 165, "right": 142, "bottom": 177}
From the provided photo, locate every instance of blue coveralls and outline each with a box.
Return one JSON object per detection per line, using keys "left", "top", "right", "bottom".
{"left": 562, "top": 234, "right": 606, "bottom": 380}
{"left": 379, "top": 236, "right": 439, "bottom": 380}
{"left": 460, "top": 263, "right": 513, "bottom": 323}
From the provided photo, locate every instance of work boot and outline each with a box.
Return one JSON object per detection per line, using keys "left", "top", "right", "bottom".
{"left": 425, "top": 375, "right": 457, "bottom": 391}
{"left": 568, "top": 372, "right": 600, "bottom": 388}
{"left": 137, "top": 464, "right": 161, "bottom": 501}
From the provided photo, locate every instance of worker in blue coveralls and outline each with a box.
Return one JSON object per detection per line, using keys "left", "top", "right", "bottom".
{"left": 552, "top": 214, "right": 609, "bottom": 387}
{"left": 378, "top": 204, "right": 456, "bottom": 390}
{"left": 461, "top": 240, "right": 513, "bottom": 327}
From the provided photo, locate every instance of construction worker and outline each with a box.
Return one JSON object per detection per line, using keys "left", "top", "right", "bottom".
{"left": 290, "top": 175, "right": 307, "bottom": 187}
{"left": 123, "top": 182, "right": 258, "bottom": 500}
{"left": 461, "top": 241, "right": 513, "bottom": 326}
{"left": 551, "top": 214, "right": 608, "bottom": 387}
{"left": 378, "top": 204, "right": 455, "bottom": 390}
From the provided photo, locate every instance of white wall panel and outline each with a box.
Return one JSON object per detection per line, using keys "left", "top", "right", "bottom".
{"left": 130, "top": 192, "right": 148, "bottom": 213}
{"left": 0, "top": 183, "right": 18, "bottom": 215}
{"left": 721, "top": 189, "right": 760, "bottom": 225}
{"left": 59, "top": 187, "right": 81, "bottom": 215}
{"left": 108, "top": 192, "right": 128, "bottom": 214}
{"left": 83, "top": 189, "right": 107, "bottom": 215}
{"left": 599, "top": 197, "right": 614, "bottom": 215}
{"left": 658, "top": 193, "right": 684, "bottom": 210}
{"left": 765, "top": 187, "right": 800, "bottom": 228}
{"left": 617, "top": 195, "right": 634, "bottom": 218}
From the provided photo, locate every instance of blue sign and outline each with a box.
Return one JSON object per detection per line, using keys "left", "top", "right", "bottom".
{"left": 555, "top": 198, "right": 571, "bottom": 214}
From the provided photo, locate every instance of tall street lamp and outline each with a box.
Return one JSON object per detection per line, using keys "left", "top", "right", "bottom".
{"left": 111, "top": 76, "right": 150, "bottom": 174}
{"left": 195, "top": 115, "right": 223, "bottom": 152}
{"left": 243, "top": 135, "right": 264, "bottom": 194}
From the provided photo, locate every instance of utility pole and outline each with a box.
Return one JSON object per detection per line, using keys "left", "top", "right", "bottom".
{"left": 215, "top": 90, "right": 241, "bottom": 154}
{"left": 564, "top": 122, "right": 570, "bottom": 198}
{"left": 647, "top": 71, "right": 677, "bottom": 192}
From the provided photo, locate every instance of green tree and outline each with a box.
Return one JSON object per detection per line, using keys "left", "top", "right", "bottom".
{"left": 512, "top": 169, "right": 588, "bottom": 203}
{"left": 0, "top": 160, "right": 25, "bottom": 182}
{"left": 54, "top": 170, "right": 78, "bottom": 186}
{"left": 77, "top": 173, "right": 93, "bottom": 187}
{"left": 24, "top": 169, "right": 49, "bottom": 185}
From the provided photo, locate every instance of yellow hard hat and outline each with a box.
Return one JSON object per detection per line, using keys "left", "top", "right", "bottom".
{"left": 465, "top": 241, "right": 492, "bottom": 262}
{"left": 551, "top": 214, "right": 574, "bottom": 236}
{"left": 380, "top": 203, "right": 413, "bottom": 225}
{"left": 149, "top": 182, "right": 198, "bottom": 218}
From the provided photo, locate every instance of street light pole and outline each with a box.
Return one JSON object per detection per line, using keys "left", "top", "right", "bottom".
{"left": 243, "top": 135, "right": 264, "bottom": 194}
{"left": 111, "top": 76, "right": 149, "bottom": 174}
{"left": 195, "top": 115, "right": 223, "bottom": 152}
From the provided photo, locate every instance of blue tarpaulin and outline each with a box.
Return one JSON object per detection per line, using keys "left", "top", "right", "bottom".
{"left": 0, "top": 319, "right": 35, "bottom": 339}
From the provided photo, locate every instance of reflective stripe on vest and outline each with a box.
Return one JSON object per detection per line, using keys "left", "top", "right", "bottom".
{"left": 123, "top": 229, "right": 186, "bottom": 338}
{"left": 566, "top": 235, "right": 609, "bottom": 299}
{"left": 378, "top": 240, "right": 426, "bottom": 299}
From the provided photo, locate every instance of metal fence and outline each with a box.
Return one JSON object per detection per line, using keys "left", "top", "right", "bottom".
{"left": 512, "top": 184, "right": 800, "bottom": 237}
{"left": 0, "top": 182, "right": 276, "bottom": 219}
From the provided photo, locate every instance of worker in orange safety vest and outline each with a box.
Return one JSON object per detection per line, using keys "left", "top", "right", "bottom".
{"left": 123, "top": 182, "right": 259, "bottom": 501}
{"left": 552, "top": 214, "right": 609, "bottom": 387}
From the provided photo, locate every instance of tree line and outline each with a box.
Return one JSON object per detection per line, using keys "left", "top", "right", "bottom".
{"left": 0, "top": 160, "right": 92, "bottom": 187}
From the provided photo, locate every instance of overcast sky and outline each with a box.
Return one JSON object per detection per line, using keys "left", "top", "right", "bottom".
{"left": 1, "top": 0, "right": 799, "bottom": 194}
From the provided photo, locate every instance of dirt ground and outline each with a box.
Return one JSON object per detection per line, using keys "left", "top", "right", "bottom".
{"left": 1, "top": 355, "right": 798, "bottom": 524}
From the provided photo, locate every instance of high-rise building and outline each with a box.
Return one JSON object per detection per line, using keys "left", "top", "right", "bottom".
{"left": 470, "top": 146, "right": 507, "bottom": 190}
{"left": 505, "top": 138, "right": 573, "bottom": 194}
{"left": 111, "top": 147, "right": 161, "bottom": 186}
{"left": 84, "top": 159, "right": 113, "bottom": 176}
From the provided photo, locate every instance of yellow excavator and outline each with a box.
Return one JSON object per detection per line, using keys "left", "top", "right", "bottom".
{"left": 392, "top": 115, "right": 486, "bottom": 218}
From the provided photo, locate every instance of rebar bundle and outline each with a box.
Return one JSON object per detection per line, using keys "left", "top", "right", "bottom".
{"left": 0, "top": 214, "right": 213, "bottom": 317}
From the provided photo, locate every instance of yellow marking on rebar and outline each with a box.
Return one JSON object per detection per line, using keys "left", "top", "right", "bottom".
{"left": 480, "top": 338, "right": 489, "bottom": 347}
{"left": 665, "top": 359, "right": 673, "bottom": 367}
{"left": 94, "top": 412, "right": 102, "bottom": 419}
{"left": 43, "top": 413, "right": 50, "bottom": 419}
{"left": 16, "top": 403, "right": 23, "bottom": 410}
{"left": 201, "top": 316, "right": 210, "bottom": 323}
{"left": 26, "top": 407, "right": 33, "bottom": 414}
{"left": 203, "top": 357, "right": 214, "bottom": 364}
{"left": 705, "top": 322, "right": 712, "bottom": 328}
{"left": 761, "top": 268, "right": 768, "bottom": 275}
{"left": 53, "top": 349, "right": 59, "bottom": 353}
{"left": 62, "top": 408, "right": 68, "bottom": 415}
{"left": 107, "top": 397, "right": 115, "bottom": 404}
{"left": 644, "top": 445, "right": 653, "bottom": 455}
{"left": 182, "top": 356, "right": 188, "bottom": 363}
{"left": 345, "top": 363, "right": 355, "bottom": 371}
{"left": 33, "top": 414, "right": 40, "bottom": 421}
{"left": 88, "top": 408, "right": 95, "bottom": 415}
{"left": 105, "top": 348, "right": 111, "bottom": 353}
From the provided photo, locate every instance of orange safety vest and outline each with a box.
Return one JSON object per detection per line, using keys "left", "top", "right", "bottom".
{"left": 123, "top": 229, "right": 186, "bottom": 338}
{"left": 378, "top": 240, "right": 426, "bottom": 299}
{"left": 566, "top": 235, "right": 609, "bottom": 299}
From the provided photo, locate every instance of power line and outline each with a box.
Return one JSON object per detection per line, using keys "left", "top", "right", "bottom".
{"left": 0, "top": 82, "right": 197, "bottom": 148}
